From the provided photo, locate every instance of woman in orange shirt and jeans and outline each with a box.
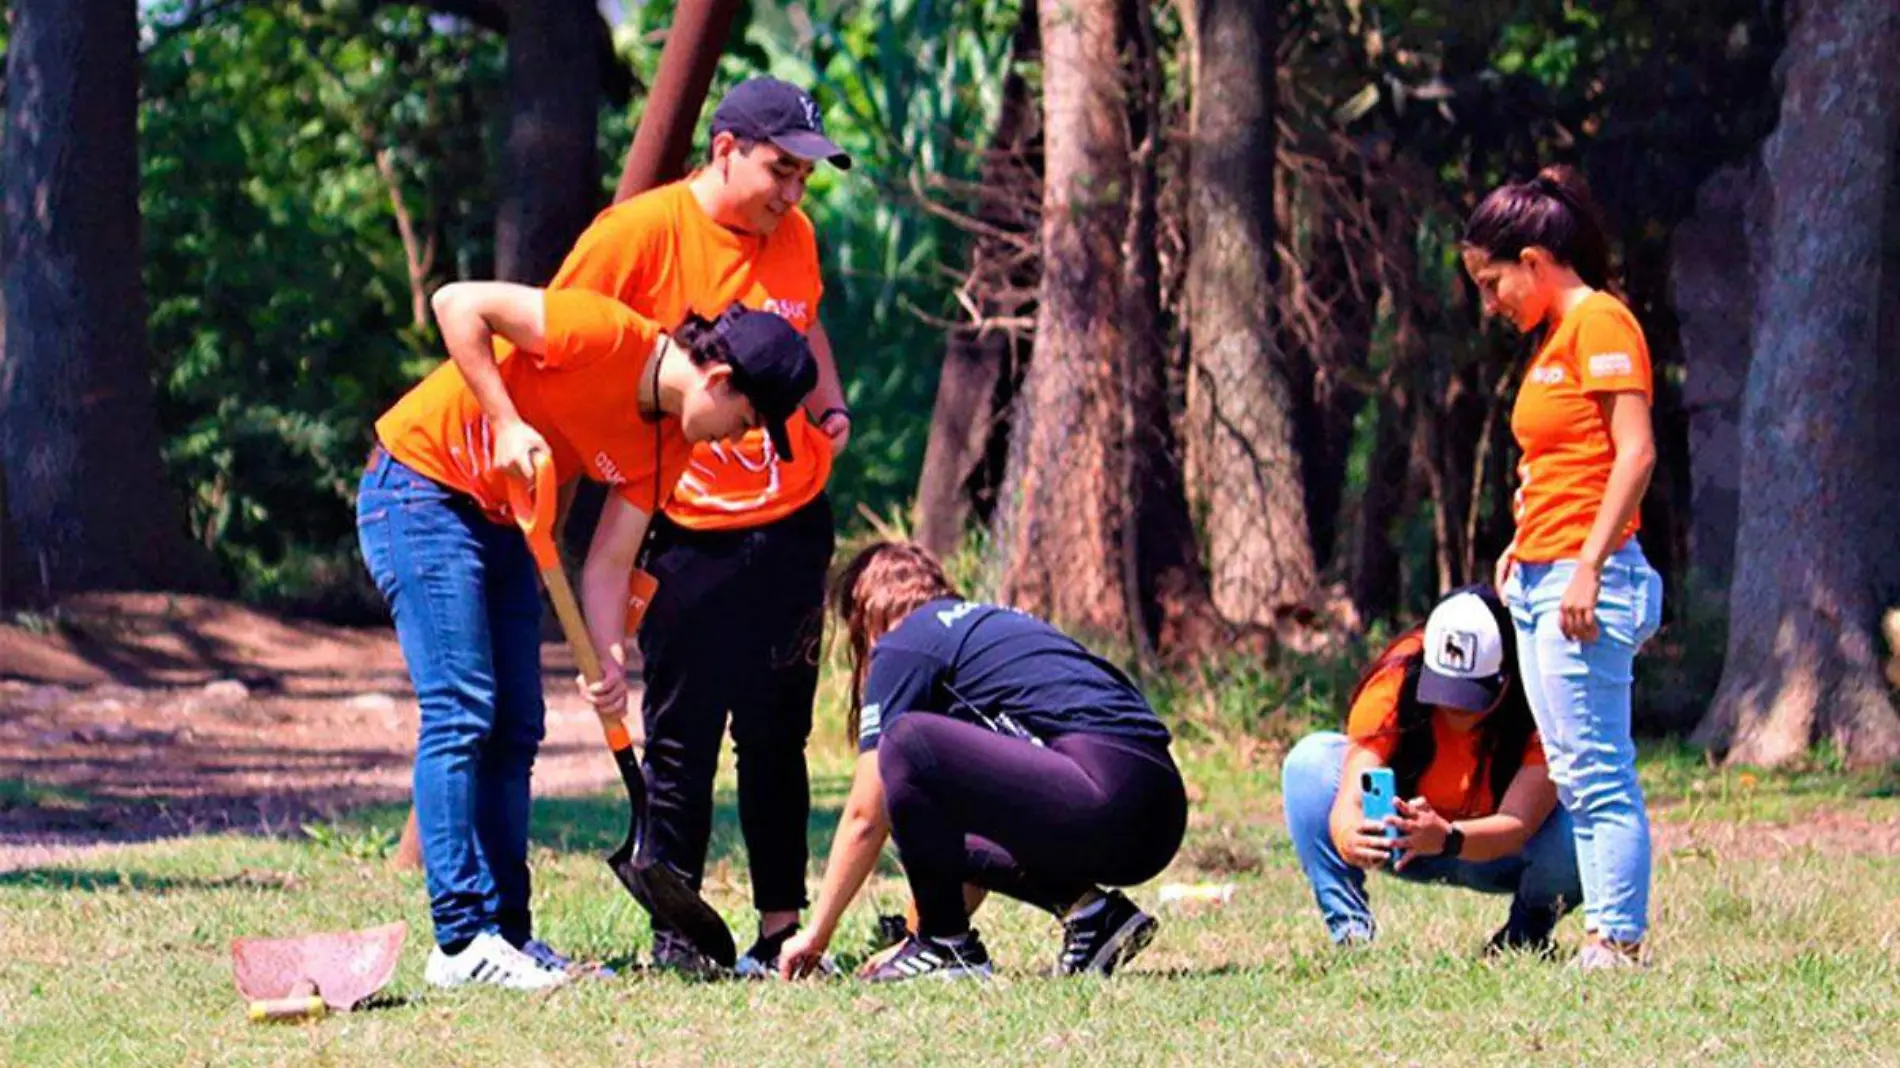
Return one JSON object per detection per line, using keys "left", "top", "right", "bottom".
{"left": 1282, "top": 586, "right": 1581, "bottom": 952}
{"left": 1461, "top": 165, "right": 1663, "bottom": 968}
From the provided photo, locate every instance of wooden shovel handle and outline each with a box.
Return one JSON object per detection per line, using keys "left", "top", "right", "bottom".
{"left": 507, "top": 454, "right": 634, "bottom": 754}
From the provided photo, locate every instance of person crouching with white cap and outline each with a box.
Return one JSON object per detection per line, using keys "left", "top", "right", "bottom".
{"left": 1280, "top": 585, "right": 1581, "bottom": 954}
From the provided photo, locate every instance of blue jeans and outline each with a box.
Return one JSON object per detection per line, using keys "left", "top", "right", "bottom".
{"left": 1281, "top": 732, "right": 1582, "bottom": 945}
{"left": 1504, "top": 540, "right": 1662, "bottom": 944}
{"left": 357, "top": 451, "right": 547, "bottom": 949}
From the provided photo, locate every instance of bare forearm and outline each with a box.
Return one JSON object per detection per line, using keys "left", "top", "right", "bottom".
{"left": 577, "top": 557, "right": 633, "bottom": 674}
{"left": 434, "top": 285, "right": 530, "bottom": 431}
{"left": 1578, "top": 440, "right": 1654, "bottom": 568}
{"left": 1449, "top": 813, "right": 1534, "bottom": 862}
{"left": 809, "top": 809, "right": 887, "bottom": 943}
{"left": 802, "top": 321, "right": 847, "bottom": 419}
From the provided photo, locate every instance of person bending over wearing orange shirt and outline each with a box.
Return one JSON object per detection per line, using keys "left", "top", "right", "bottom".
{"left": 1282, "top": 586, "right": 1581, "bottom": 954}
{"left": 358, "top": 284, "right": 814, "bottom": 991}
{"left": 1462, "top": 165, "right": 1662, "bottom": 969}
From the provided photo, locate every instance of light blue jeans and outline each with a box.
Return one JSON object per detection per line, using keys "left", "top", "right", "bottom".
{"left": 1504, "top": 540, "right": 1662, "bottom": 944}
{"left": 1282, "top": 732, "right": 1582, "bottom": 945}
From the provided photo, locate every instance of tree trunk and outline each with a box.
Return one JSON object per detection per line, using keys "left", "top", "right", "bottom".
{"left": 912, "top": 1, "right": 1041, "bottom": 557}
{"left": 1695, "top": 0, "right": 1900, "bottom": 767}
{"left": 1, "top": 0, "right": 209, "bottom": 602}
{"left": 993, "top": 0, "right": 1134, "bottom": 643}
{"left": 1124, "top": 0, "right": 1225, "bottom": 660}
{"left": 1671, "top": 161, "right": 1764, "bottom": 594}
{"left": 493, "top": 0, "right": 603, "bottom": 283}
{"left": 1182, "top": 0, "right": 1315, "bottom": 626}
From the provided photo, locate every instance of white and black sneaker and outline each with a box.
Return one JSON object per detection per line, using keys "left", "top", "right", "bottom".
{"left": 862, "top": 930, "right": 994, "bottom": 983}
{"left": 424, "top": 932, "right": 570, "bottom": 992}
{"left": 1055, "top": 890, "right": 1157, "bottom": 977}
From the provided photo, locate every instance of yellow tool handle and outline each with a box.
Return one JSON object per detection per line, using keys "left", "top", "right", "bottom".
{"left": 539, "top": 560, "right": 635, "bottom": 754}
{"left": 248, "top": 995, "right": 326, "bottom": 1023}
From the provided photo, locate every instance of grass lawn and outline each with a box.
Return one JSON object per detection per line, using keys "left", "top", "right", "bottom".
{"left": 4, "top": 742, "right": 1897, "bottom": 1067}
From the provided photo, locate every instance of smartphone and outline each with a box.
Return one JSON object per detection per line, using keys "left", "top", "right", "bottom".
{"left": 1361, "top": 768, "right": 1401, "bottom": 853}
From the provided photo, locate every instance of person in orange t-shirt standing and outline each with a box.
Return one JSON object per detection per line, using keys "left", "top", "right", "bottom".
{"left": 1282, "top": 586, "right": 1580, "bottom": 952}
{"left": 541, "top": 77, "right": 852, "bottom": 975}
{"left": 1462, "top": 165, "right": 1664, "bottom": 969}
{"left": 358, "top": 282, "right": 814, "bottom": 990}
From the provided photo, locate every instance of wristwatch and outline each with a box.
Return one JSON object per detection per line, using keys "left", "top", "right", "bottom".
{"left": 1443, "top": 823, "right": 1466, "bottom": 859}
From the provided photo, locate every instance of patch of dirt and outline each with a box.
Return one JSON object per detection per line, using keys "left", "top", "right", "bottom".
{"left": 0, "top": 594, "right": 621, "bottom": 872}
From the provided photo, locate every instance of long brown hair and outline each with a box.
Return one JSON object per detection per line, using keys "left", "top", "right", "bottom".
{"left": 1348, "top": 626, "right": 1535, "bottom": 815}
{"left": 830, "top": 541, "right": 961, "bottom": 739}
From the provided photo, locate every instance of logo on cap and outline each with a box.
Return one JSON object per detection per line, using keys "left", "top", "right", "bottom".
{"left": 1438, "top": 630, "right": 1478, "bottom": 674}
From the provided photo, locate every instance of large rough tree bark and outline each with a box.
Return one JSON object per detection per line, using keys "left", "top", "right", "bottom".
{"left": 1670, "top": 161, "right": 1764, "bottom": 595}
{"left": 912, "top": 1, "right": 1041, "bottom": 556}
{"left": 1694, "top": 0, "right": 1900, "bottom": 767}
{"left": 492, "top": 0, "right": 605, "bottom": 283}
{"left": 1, "top": 0, "right": 209, "bottom": 602}
{"left": 1182, "top": 0, "right": 1315, "bottom": 625}
{"left": 994, "top": 0, "right": 1135, "bottom": 642}
{"left": 1124, "top": 0, "right": 1225, "bottom": 658}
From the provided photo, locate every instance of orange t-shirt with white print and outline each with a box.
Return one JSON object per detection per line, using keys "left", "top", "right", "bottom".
{"left": 373, "top": 289, "right": 693, "bottom": 523}
{"left": 544, "top": 180, "right": 832, "bottom": 532}
{"left": 1508, "top": 292, "right": 1653, "bottom": 563}
{"left": 1346, "top": 632, "right": 1548, "bottom": 820}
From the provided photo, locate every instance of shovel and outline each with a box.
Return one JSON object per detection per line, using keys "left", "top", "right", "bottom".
{"left": 231, "top": 921, "right": 406, "bottom": 1021}
{"left": 508, "top": 453, "right": 736, "bottom": 968}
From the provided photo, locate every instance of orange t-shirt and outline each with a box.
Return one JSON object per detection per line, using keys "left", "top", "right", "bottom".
{"left": 1345, "top": 633, "right": 1547, "bottom": 820}
{"left": 373, "top": 289, "right": 693, "bottom": 523}
{"left": 1508, "top": 292, "right": 1653, "bottom": 563}
{"left": 547, "top": 180, "right": 831, "bottom": 531}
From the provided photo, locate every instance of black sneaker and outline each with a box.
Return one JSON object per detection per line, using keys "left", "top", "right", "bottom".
{"left": 1482, "top": 922, "right": 1559, "bottom": 960}
{"left": 651, "top": 928, "right": 723, "bottom": 979}
{"left": 732, "top": 923, "right": 837, "bottom": 978}
{"left": 1056, "top": 890, "right": 1158, "bottom": 976}
{"left": 862, "top": 931, "right": 994, "bottom": 982}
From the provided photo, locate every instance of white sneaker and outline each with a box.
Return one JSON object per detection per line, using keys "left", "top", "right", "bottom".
{"left": 425, "top": 932, "right": 570, "bottom": 992}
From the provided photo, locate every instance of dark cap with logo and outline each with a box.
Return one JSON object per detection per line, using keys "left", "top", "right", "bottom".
{"left": 701, "top": 305, "right": 818, "bottom": 461}
{"left": 710, "top": 77, "right": 852, "bottom": 170}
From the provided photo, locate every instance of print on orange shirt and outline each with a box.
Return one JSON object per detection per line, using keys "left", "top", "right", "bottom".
{"left": 546, "top": 181, "right": 831, "bottom": 532}
{"left": 1508, "top": 292, "right": 1652, "bottom": 563}
{"left": 373, "top": 289, "right": 693, "bottom": 523}
{"left": 1345, "top": 633, "right": 1547, "bottom": 820}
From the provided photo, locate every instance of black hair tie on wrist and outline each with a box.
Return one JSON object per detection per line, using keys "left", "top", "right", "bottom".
{"left": 818, "top": 406, "right": 851, "bottom": 426}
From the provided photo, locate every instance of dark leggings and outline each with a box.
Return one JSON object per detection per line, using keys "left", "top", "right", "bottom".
{"left": 877, "top": 714, "right": 1187, "bottom": 938}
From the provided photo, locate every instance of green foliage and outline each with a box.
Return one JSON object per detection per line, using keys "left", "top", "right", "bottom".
{"left": 299, "top": 819, "right": 397, "bottom": 861}
{"left": 727, "top": 0, "right": 1023, "bottom": 526}
{"left": 140, "top": 1, "right": 507, "bottom": 614}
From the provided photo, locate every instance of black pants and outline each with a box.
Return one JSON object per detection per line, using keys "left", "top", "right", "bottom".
{"left": 636, "top": 494, "right": 834, "bottom": 917}
{"left": 877, "top": 713, "right": 1188, "bottom": 938}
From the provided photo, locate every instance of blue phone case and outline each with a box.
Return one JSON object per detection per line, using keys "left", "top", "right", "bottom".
{"left": 1361, "top": 768, "right": 1399, "bottom": 840}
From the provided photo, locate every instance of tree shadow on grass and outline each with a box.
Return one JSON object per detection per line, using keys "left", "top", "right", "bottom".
{"left": 0, "top": 867, "right": 303, "bottom": 893}
{"left": 527, "top": 772, "right": 857, "bottom": 875}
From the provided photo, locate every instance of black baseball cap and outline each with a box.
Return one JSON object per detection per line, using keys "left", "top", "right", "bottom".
{"left": 710, "top": 77, "right": 852, "bottom": 170}
{"left": 710, "top": 307, "right": 818, "bottom": 460}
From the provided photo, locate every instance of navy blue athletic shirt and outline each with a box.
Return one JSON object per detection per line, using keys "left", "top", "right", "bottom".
{"left": 857, "top": 598, "right": 1171, "bottom": 754}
